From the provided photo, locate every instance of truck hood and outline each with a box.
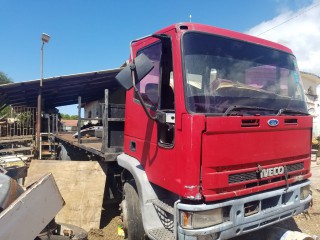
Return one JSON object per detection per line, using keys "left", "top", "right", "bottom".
{"left": 201, "top": 116, "right": 312, "bottom": 201}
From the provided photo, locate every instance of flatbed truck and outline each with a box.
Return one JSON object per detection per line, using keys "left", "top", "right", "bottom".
{"left": 55, "top": 23, "right": 312, "bottom": 240}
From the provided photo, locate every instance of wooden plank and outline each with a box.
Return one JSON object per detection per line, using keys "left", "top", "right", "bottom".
{"left": 0, "top": 135, "right": 33, "bottom": 143}
{"left": 25, "top": 160, "right": 106, "bottom": 231}
{"left": 0, "top": 147, "right": 32, "bottom": 153}
{"left": 41, "top": 150, "right": 54, "bottom": 155}
{"left": 80, "top": 117, "right": 102, "bottom": 121}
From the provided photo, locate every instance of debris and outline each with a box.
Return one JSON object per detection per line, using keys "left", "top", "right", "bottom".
{"left": 63, "top": 229, "right": 74, "bottom": 236}
{"left": 265, "top": 227, "right": 319, "bottom": 240}
{"left": 280, "top": 230, "right": 319, "bottom": 240}
{"left": 118, "top": 225, "right": 125, "bottom": 237}
{"left": 0, "top": 173, "right": 65, "bottom": 240}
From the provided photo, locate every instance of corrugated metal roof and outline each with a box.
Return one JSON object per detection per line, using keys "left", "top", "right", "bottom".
{"left": 0, "top": 68, "right": 122, "bottom": 110}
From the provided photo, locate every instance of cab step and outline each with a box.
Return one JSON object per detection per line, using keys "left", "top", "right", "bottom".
{"left": 151, "top": 199, "right": 175, "bottom": 232}
{"left": 147, "top": 227, "right": 174, "bottom": 240}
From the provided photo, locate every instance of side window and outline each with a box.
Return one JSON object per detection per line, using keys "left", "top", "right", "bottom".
{"left": 136, "top": 42, "right": 162, "bottom": 108}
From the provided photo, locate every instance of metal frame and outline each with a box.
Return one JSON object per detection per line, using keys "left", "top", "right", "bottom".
{"left": 0, "top": 106, "right": 36, "bottom": 137}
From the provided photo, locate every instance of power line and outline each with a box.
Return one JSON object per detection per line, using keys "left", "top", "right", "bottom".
{"left": 257, "top": 1, "right": 320, "bottom": 36}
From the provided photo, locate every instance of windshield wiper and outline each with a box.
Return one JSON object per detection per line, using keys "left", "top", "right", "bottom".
{"left": 223, "top": 105, "right": 277, "bottom": 116}
{"left": 276, "top": 108, "right": 309, "bottom": 116}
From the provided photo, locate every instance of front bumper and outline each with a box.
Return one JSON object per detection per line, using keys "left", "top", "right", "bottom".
{"left": 176, "top": 180, "right": 311, "bottom": 240}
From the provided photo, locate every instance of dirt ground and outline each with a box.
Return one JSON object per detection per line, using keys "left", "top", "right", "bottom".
{"left": 88, "top": 187, "right": 320, "bottom": 240}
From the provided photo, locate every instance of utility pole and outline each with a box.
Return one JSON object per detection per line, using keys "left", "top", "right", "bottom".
{"left": 36, "top": 33, "right": 50, "bottom": 158}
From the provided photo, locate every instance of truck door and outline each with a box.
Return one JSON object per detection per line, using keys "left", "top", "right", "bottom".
{"left": 124, "top": 37, "right": 178, "bottom": 191}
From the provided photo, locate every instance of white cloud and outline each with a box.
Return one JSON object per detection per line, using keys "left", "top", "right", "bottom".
{"left": 246, "top": 1, "right": 320, "bottom": 76}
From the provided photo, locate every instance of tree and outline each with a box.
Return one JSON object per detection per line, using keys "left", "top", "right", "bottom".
{"left": 60, "top": 113, "right": 78, "bottom": 120}
{"left": 0, "top": 71, "right": 13, "bottom": 118}
{"left": 0, "top": 71, "right": 13, "bottom": 85}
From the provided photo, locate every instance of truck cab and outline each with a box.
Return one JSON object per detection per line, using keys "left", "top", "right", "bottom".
{"left": 116, "top": 23, "right": 312, "bottom": 240}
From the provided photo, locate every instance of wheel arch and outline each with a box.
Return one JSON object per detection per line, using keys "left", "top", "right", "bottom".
{"left": 117, "top": 153, "right": 164, "bottom": 234}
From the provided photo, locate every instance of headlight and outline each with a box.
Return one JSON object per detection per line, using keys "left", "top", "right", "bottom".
{"left": 180, "top": 208, "right": 224, "bottom": 229}
{"left": 300, "top": 185, "right": 311, "bottom": 200}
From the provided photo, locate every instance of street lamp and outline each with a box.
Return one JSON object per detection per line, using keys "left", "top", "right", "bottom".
{"left": 36, "top": 33, "right": 50, "bottom": 158}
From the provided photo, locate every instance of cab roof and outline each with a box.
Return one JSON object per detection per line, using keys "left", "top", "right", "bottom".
{"left": 155, "top": 22, "right": 293, "bottom": 54}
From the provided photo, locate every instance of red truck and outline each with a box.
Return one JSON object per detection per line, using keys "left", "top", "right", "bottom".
{"left": 115, "top": 22, "right": 312, "bottom": 239}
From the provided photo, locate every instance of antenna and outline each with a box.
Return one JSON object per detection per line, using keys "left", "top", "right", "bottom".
{"left": 189, "top": 14, "right": 192, "bottom": 23}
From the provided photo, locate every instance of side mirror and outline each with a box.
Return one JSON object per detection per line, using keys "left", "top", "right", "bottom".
{"left": 115, "top": 53, "right": 154, "bottom": 90}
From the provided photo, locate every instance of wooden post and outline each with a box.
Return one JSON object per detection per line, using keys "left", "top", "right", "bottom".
{"left": 55, "top": 114, "right": 58, "bottom": 133}
{"left": 77, "top": 96, "right": 81, "bottom": 144}
{"left": 52, "top": 114, "right": 55, "bottom": 134}
{"left": 48, "top": 114, "right": 51, "bottom": 135}
{"left": 102, "top": 89, "right": 109, "bottom": 153}
{"left": 48, "top": 114, "right": 51, "bottom": 152}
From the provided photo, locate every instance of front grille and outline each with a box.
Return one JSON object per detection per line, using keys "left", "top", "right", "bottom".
{"left": 229, "top": 171, "right": 257, "bottom": 184}
{"left": 228, "top": 162, "right": 304, "bottom": 184}
{"left": 287, "top": 162, "right": 304, "bottom": 172}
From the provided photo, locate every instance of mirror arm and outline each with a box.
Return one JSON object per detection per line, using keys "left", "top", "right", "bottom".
{"left": 130, "top": 64, "right": 157, "bottom": 121}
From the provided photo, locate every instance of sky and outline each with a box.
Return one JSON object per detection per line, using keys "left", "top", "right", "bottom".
{"left": 0, "top": 0, "right": 318, "bottom": 114}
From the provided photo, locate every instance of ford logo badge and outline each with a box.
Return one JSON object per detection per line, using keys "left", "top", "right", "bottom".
{"left": 267, "top": 119, "right": 279, "bottom": 127}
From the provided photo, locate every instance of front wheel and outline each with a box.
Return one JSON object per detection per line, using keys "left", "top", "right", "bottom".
{"left": 121, "top": 180, "right": 145, "bottom": 240}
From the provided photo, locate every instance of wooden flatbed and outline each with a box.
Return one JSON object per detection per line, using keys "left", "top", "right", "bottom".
{"left": 55, "top": 132, "right": 122, "bottom": 161}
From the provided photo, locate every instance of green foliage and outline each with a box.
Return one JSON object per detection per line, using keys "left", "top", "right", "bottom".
{"left": 0, "top": 71, "right": 13, "bottom": 85}
{"left": 0, "top": 106, "right": 10, "bottom": 119}
{"left": 60, "top": 113, "right": 78, "bottom": 120}
{"left": 0, "top": 72, "right": 13, "bottom": 118}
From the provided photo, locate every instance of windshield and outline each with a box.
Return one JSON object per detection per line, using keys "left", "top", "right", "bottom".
{"left": 182, "top": 32, "right": 308, "bottom": 115}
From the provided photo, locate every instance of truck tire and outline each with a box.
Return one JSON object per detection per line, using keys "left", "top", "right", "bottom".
{"left": 122, "top": 180, "right": 145, "bottom": 240}
{"left": 57, "top": 144, "right": 71, "bottom": 160}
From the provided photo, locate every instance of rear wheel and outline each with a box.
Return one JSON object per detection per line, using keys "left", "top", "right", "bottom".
{"left": 121, "top": 180, "right": 145, "bottom": 240}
